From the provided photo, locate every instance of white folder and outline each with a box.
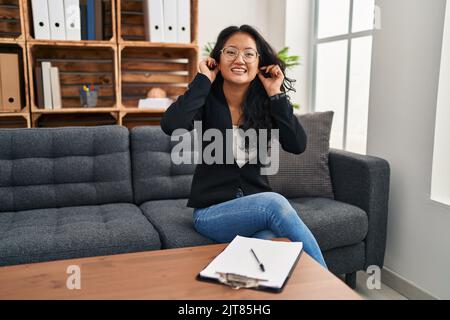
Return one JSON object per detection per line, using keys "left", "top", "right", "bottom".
{"left": 48, "top": 0, "right": 66, "bottom": 40}
{"left": 41, "top": 62, "right": 53, "bottom": 109}
{"left": 64, "top": 0, "right": 81, "bottom": 40}
{"left": 31, "top": 0, "right": 51, "bottom": 39}
{"left": 144, "top": 0, "right": 165, "bottom": 42}
{"left": 177, "top": 0, "right": 190, "bottom": 43}
{"left": 50, "top": 67, "right": 62, "bottom": 109}
{"left": 163, "top": 0, "right": 178, "bottom": 43}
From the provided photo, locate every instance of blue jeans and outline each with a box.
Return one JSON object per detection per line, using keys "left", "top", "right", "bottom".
{"left": 192, "top": 190, "right": 327, "bottom": 269}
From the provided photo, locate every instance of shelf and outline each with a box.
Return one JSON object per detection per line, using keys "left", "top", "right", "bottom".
{"left": 27, "top": 43, "right": 119, "bottom": 111}
{"left": 120, "top": 107, "right": 167, "bottom": 114}
{"left": 0, "top": 41, "right": 30, "bottom": 125}
{"left": 0, "top": 0, "right": 24, "bottom": 41}
{"left": 32, "top": 107, "right": 119, "bottom": 114}
{"left": 119, "top": 40, "right": 198, "bottom": 49}
{"left": 0, "top": 113, "right": 29, "bottom": 127}
{"left": 0, "top": 36, "right": 23, "bottom": 44}
{"left": 119, "top": 45, "right": 197, "bottom": 109}
{"left": 118, "top": 0, "right": 198, "bottom": 44}
{"left": 23, "top": 0, "right": 116, "bottom": 43}
{"left": 32, "top": 112, "right": 118, "bottom": 128}
{"left": 27, "top": 39, "right": 116, "bottom": 48}
{"left": 0, "top": 0, "right": 199, "bottom": 128}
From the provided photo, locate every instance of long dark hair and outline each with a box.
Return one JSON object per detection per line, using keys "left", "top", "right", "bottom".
{"left": 210, "top": 25, "right": 296, "bottom": 134}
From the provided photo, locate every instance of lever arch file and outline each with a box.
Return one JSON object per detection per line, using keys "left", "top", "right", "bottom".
{"left": 48, "top": 0, "right": 67, "bottom": 40}
{"left": 31, "top": 0, "right": 51, "bottom": 39}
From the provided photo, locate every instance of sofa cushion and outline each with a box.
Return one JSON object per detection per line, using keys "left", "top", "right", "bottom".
{"left": 288, "top": 197, "right": 368, "bottom": 251}
{"left": 139, "top": 199, "right": 215, "bottom": 249}
{"left": 0, "top": 125, "right": 134, "bottom": 212}
{"left": 140, "top": 197, "right": 367, "bottom": 252}
{"left": 131, "top": 126, "right": 196, "bottom": 204}
{"left": 0, "top": 203, "right": 161, "bottom": 266}
{"left": 268, "top": 112, "right": 335, "bottom": 199}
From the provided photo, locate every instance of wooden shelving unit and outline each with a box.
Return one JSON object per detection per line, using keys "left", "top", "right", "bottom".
{"left": 0, "top": 0, "right": 30, "bottom": 128}
{"left": 0, "top": 0, "right": 199, "bottom": 128}
{"left": 27, "top": 42, "right": 119, "bottom": 127}
{"left": 117, "top": 0, "right": 199, "bottom": 127}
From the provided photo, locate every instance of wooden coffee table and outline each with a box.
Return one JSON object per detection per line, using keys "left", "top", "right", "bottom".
{"left": 0, "top": 241, "right": 362, "bottom": 300}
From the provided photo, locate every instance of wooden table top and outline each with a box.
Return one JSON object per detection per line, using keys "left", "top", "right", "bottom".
{"left": 0, "top": 241, "right": 362, "bottom": 300}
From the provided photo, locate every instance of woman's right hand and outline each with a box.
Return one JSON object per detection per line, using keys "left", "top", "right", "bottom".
{"left": 199, "top": 57, "right": 219, "bottom": 83}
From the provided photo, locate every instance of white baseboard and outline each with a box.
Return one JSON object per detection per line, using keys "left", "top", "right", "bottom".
{"left": 381, "top": 267, "right": 438, "bottom": 300}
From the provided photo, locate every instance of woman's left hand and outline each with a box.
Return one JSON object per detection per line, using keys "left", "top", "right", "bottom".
{"left": 258, "top": 64, "right": 284, "bottom": 97}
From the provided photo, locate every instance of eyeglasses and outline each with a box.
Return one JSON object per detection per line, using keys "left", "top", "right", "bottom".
{"left": 220, "top": 46, "right": 260, "bottom": 64}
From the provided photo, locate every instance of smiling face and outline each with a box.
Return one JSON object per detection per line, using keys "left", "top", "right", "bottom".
{"left": 218, "top": 32, "right": 260, "bottom": 85}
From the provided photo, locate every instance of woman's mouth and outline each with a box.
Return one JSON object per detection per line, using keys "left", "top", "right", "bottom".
{"left": 231, "top": 68, "right": 247, "bottom": 75}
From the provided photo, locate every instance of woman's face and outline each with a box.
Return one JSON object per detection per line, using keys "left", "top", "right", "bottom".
{"left": 218, "top": 32, "right": 260, "bottom": 85}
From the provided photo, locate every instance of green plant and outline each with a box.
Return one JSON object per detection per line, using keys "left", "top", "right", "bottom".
{"left": 277, "top": 46, "right": 301, "bottom": 69}
{"left": 202, "top": 42, "right": 216, "bottom": 57}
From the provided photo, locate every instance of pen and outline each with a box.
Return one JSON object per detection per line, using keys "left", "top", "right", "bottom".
{"left": 250, "top": 248, "right": 265, "bottom": 272}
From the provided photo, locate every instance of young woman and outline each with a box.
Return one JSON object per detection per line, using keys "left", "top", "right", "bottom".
{"left": 161, "top": 25, "right": 327, "bottom": 268}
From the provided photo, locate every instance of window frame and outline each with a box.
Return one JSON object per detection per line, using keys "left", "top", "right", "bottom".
{"left": 310, "top": 0, "right": 374, "bottom": 150}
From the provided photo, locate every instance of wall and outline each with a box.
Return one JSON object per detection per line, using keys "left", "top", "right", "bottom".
{"left": 368, "top": 0, "right": 450, "bottom": 299}
{"left": 285, "top": 0, "right": 313, "bottom": 114}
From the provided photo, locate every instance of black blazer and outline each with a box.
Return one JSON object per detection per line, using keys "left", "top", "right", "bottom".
{"left": 160, "top": 72, "right": 307, "bottom": 208}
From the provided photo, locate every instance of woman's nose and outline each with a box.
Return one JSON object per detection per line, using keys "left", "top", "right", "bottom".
{"left": 234, "top": 53, "right": 246, "bottom": 64}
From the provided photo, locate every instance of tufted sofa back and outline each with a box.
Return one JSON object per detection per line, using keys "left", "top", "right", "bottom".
{"left": 0, "top": 126, "right": 133, "bottom": 212}
{"left": 130, "top": 126, "right": 196, "bottom": 204}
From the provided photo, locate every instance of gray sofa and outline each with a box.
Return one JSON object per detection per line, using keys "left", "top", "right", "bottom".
{"left": 0, "top": 125, "right": 390, "bottom": 289}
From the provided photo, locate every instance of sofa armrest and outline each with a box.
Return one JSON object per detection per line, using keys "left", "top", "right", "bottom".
{"left": 328, "top": 148, "right": 390, "bottom": 269}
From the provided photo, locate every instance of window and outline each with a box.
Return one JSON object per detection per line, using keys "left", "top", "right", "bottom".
{"left": 312, "top": 0, "right": 375, "bottom": 154}
{"left": 431, "top": 1, "right": 450, "bottom": 207}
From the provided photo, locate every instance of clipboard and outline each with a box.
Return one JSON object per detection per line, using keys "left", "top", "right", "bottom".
{"left": 196, "top": 236, "right": 303, "bottom": 293}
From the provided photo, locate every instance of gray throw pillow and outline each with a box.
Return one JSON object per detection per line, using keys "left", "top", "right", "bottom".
{"left": 267, "top": 111, "right": 334, "bottom": 199}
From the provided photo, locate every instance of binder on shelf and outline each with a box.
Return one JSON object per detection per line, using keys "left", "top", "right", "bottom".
{"left": 31, "top": 0, "right": 51, "bottom": 40}
{"left": 0, "top": 53, "right": 22, "bottom": 112}
{"left": 80, "top": 0, "right": 87, "bottom": 40}
{"left": 86, "top": 0, "right": 95, "bottom": 40}
{"left": 163, "top": 0, "right": 178, "bottom": 43}
{"left": 94, "top": 0, "right": 104, "bottom": 40}
{"left": 50, "top": 67, "right": 62, "bottom": 109}
{"left": 64, "top": 0, "right": 81, "bottom": 41}
{"left": 177, "top": 0, "right": 190, "bottom": 43}
{"left": 41, "top": 61, "right": 53, "bottom": 109}
{"left": 34, "top": 66, "right": 45, "bottom": 108}
{"left": 48, "top": 0, "right": 66, "bottom": 40}
{"left": 144, "top": 0, "right": 165, "bottom": 42}
{"left": 197, "top": 236, "right": 303, "bottom": 292}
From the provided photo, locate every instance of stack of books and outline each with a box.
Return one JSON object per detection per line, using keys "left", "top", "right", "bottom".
{"left": 31, "top": 0, "right": 106, "bottom": 41}
{"left": 143, "top": 0, "right": 191, "bottom": 43}
{"left": 34, "top": 62, "right": 62, "bottom": 110}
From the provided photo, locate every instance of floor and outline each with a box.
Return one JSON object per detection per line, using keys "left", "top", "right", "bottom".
{"left": 351, "top": 272, "right": 408, "bottom": 300}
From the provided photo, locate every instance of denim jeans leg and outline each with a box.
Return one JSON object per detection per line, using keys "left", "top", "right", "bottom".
{"left": 252, "top": 229, "right": 278, "bottom": 239}
{"left": 192, "top": 191, "right": 327, "bottom": 269}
